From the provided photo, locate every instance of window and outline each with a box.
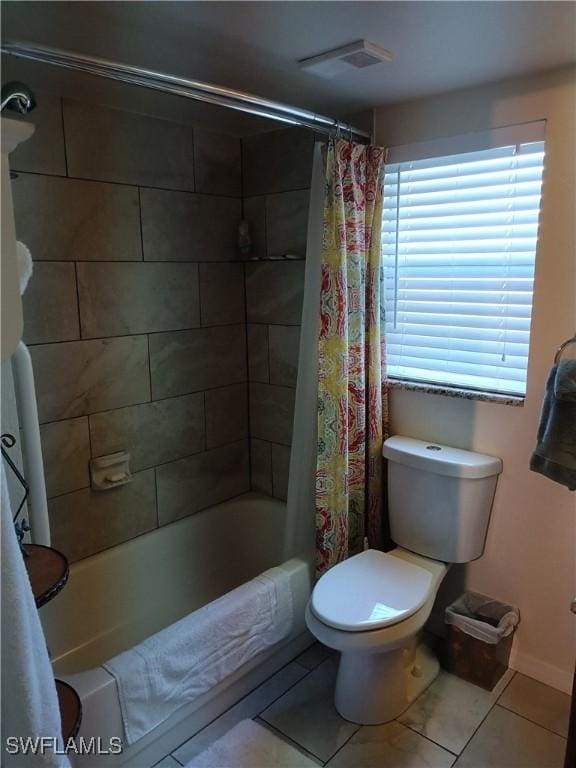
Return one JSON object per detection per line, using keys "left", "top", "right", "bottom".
{"left": 383, "top": 123, "right": 546, "bottom": 397}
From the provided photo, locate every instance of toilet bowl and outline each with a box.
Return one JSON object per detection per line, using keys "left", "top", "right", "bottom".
{"left": 306, "top": 435, "right": 502, "bottom": 725}
{"left": 305, "top": 547, "right": 447, "bottom": 724}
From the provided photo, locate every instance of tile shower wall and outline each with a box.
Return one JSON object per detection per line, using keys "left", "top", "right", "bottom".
{"left": 12, "top": 94, "right": 249, "bottom": 562}
{"left": 242, "top": 128, "right": 314, "bottom": 500}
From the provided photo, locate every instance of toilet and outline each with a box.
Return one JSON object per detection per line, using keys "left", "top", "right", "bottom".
{"left": 305, "top": 435, "right": 502, "bottom": 725}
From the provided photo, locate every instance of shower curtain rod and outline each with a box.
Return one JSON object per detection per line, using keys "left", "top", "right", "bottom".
{"left": 1, "top": 41, "right": 371, "bottom": 141}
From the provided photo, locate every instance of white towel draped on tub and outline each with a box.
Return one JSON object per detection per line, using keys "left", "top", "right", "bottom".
{"left": 103, "top": 566, "right": 294, "bottom": 745}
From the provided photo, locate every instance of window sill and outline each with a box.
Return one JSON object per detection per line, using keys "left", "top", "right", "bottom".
{"left": 386, "top": 379, "right": 525, "bottom": 407}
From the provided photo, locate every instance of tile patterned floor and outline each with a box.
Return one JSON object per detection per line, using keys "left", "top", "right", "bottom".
{"left": 155, "top": 643, "right": 571, "bottom": 768}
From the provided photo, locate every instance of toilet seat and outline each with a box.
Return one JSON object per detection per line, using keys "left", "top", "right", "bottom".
{"left": 310, "top": 549, "right": 434, "bottom": 632}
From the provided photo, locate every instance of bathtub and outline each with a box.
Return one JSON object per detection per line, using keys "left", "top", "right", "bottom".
{"left": 40, "top": 492, "right": 314, "bottom": 767}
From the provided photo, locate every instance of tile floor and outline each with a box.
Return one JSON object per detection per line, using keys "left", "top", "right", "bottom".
{"left": 153, "top": 642, "right": 570, "bottom": 768}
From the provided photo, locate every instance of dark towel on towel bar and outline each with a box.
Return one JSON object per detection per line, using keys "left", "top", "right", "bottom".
{"left": 530, "top": 360, "right": 576, "bottom": 490}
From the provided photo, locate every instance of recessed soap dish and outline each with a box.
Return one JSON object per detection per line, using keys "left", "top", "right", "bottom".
{"left": 90, "top": 451, "right": 132, "bottom": 491}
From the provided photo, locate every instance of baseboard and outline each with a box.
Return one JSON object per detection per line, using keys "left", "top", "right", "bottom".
{"left": 509, "top": 647, "right": 573, "bottom": 694}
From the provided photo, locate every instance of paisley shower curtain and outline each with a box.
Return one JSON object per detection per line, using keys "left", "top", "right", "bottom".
{"left": 315, "top": 138, "right": 389, "bottom": 575}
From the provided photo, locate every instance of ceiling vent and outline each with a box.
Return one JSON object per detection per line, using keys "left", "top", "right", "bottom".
{"left": 299, "top": 40, "right": 393, "bottom": 79}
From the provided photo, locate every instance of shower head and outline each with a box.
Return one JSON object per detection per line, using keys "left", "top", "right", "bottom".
{"left": 1, "top": 82, "right": 36, "bottom": 115}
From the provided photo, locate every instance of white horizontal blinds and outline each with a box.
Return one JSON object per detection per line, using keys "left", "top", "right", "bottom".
{"left": 383, "top": 133, "right": 545, "bottom": 395}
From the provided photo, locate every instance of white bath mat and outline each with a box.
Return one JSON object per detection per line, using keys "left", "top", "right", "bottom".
{"left": 184, "top": 719, "right": 317, "bottom": 768}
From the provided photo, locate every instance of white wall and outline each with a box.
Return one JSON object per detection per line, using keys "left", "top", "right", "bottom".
{"left": 375, "top": 66, "right": 576, "bottom": 692}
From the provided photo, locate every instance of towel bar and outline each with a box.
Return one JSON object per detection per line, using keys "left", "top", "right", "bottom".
{"left": 554, "top": 334, "right": 576, "bottom": 364}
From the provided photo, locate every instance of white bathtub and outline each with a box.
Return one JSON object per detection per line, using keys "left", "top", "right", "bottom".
{"left": 40, "top": 492, "right": 314, "bottom": 767}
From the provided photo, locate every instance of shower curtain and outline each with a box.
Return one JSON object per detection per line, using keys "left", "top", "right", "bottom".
{"left": 285, "top": 143, "right": 325, "bottom": 565}
{"left": 315, "top": 138, "right": 388, "bottom": 575}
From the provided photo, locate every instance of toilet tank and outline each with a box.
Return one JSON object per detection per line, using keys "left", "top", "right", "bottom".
{"left": 382, "top": 436, "right": 502, "bottom": 563}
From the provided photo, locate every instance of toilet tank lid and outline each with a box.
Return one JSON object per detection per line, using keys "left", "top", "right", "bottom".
{"left": 382, "top": 436, "right": 502, "bottom": 479}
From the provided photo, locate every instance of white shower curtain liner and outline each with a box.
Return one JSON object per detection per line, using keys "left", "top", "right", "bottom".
{"left": 283, "top": 142, "right": 325, "bottom": 566}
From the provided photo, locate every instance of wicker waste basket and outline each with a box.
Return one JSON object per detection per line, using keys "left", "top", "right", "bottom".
{"left": 443, "top": 592, "right": 520, "bottom": 691}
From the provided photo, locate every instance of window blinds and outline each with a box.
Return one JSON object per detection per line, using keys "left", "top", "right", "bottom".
{"left": 383, "top": 134, "right": 545, "bottom": 396}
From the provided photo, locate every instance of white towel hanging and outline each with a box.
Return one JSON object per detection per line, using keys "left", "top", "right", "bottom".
{"left": 0, "top": 464, "right": 70, "bottom": 767}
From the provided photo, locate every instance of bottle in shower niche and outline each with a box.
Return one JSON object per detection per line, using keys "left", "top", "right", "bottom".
{"left": 237, "top": 220, "right": 253, "bottom": 257}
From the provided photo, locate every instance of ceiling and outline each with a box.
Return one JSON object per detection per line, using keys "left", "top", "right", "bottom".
{"left": 2, "top": 1, "right": 575, "bottom": 134}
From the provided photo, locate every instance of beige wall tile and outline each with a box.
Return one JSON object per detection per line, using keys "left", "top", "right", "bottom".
{"left": 30, "top": 336, "right": 150, "bottom": 423}
{"left": 247, "top": 324, "right": 269, "bottom": 383}
{"left": 205, "top": 383, "right": 248, "bottom": 449}
{"left": 243, "top": 196, "right": 267, "bottom": 259}
{"left": 63, "top": 100, "right": 194, "bottom": 190}
{"left": 90, "top": 394, "right": 205, "bottom": 472}
{"left": 156, "top": 440, "right": 249, "bottom": 525}
{"left": 40, "top": 417, "right": 90, "bottom": 498}
{"left": 49, "top": 469, "right": 157, "bottom": 562}
{"left": 140, "top": 187, "right": 241, "bottom": 261}
{"left": 22, "top": 262, "right": 79, "bottom": 344}
{"left": 9, "top": 94, "right": 320, "bottom": 569}
{"left": 77, "top": 262, "right": 200, "bottom": 337}
{"left": 194, "top": 130, "right": 241, "bottom": 197}
{"left": 13, "top": 174, "right": 141, "bottom": 261}
{"left": 269, "top": 325, "right": 300, "bottom": 387}
{"left": 200, "top": 263, "right": 245, "bottom": 326}
{"left": 246, "top": 261, "right": 305, "bottom": 325}
{"left": 242, "top": 127, "right": 314, "bottom": 196}
{"left": 9, "top": 93, "right": 66, "bottom": 176}
{"left": 150, "top": 325, "right": 246, "bottom": 400}
{"left": 266, "top": 190, "right": 310, "bottom": 258}
{"left": 249, "top": 383, "right": 295, "bottom": 446}
{"left": 272, "top": 443, "right": 291, "bottom": 501}
{"left": 250, "top": 438, "right": 272, "bottom": 495}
